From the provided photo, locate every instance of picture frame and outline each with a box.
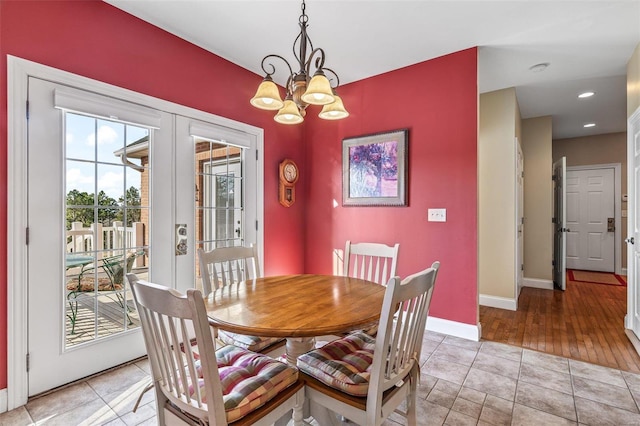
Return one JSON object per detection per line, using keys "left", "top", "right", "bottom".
{"left": 342, "top": 128, "right": 408, "bottom": 206}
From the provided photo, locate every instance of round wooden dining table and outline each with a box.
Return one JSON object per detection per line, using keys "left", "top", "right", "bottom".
{"left": 203, "top": 274, "right": 386, "bottom": 364}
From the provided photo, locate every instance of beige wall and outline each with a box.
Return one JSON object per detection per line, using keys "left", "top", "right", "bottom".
{"left": 628, "top": 43, "right": 640, "bottom": 117}
{"left": 479, "top": 88, "right": 519, "bottom": 299}
{"left": 522, "top": 117, "right": 553, "bottom": 281}
{"left": 553, "top": 132, "right": 627, "bottom": 269}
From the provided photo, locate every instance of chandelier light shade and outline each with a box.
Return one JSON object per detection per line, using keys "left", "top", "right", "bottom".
{"left": 319, "top": 92, "right": 349, "bottom": 120}
{"left": 250, "top": 76, "right": 285, "bottom": 110}
{"left": 250, "top": 0, "right": 348, "bottom": 124}
{"left": 300, "top": 71, "right": 335, "bottom": 105}
{"left": 274, "top": 97, "right": 305, "bottom": 125}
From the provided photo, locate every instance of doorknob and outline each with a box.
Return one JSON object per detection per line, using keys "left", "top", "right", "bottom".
{"left": 626, "top": 237, "right": 635, "bottom": 245}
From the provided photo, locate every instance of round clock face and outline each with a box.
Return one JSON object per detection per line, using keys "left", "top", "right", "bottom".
{"left": 283, "top": 163, "right": 298, "bottom": 183}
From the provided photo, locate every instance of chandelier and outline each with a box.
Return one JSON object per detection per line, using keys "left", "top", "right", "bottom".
{"left": 250, "top": 0, "right": 349, "bottom": 124}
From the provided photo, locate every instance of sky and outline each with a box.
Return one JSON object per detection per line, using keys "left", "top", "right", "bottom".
{"left": 65, "top": 112, "right": 148, "bottom": 201}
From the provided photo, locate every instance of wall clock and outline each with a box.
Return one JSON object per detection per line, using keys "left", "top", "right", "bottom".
{"left": 279, "top": 159, "right": 299, "bottom": 207}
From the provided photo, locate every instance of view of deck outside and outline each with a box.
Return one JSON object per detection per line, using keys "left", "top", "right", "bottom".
{"left": 64, "top": 112, "right": 150, "bottom": 348}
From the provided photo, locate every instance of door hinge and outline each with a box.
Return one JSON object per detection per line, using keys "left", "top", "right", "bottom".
{"left": 521, "top": 264, "right": 524, "bottom": 271}
{"left": 552, "top": 260, "right": 555, "bottom": 267}
{"left": 26, "top": 100, "right": 30, "bottom": 120}
{"left": 26, "top": 353, "right": 30, "bottom": 372}
{"left": 26, "top": 227, "right": 29, "bottom": 245}
{"left": 256, "top": 150, "right": 258, "bottom": 161}
{"left": 521, "top": 217, "right": 525, "bottom": 225}
{"left": 255, "top": 220, "right": 258, "bottom": 231}
{"left": 552, "top": 217, "right": 557, "bottom": 224}
{"left": 552, "top": 174, "right": 557, "bottom": 181}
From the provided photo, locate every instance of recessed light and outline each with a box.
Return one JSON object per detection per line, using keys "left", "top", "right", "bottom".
{"left": 529, "top": 62, "right": 550, "bottom": 73}
{"left": 584, "top": 123, "right": 596, "bottom": 128}
{"left": 578, "top": 91, "right": 595, "bottom": 98}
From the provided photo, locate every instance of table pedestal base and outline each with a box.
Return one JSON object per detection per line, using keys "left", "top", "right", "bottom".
{"left": 285, "top": 337, "right": 315, "bottom": 365}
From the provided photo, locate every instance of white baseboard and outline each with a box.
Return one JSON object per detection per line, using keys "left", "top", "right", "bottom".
{"left": 479, "top": 294, "right": 516, "bottom": 311}
{"left": 523, "top": 277, "right": 554, "bottom": 290}
{"left": 626, "top": 329, "right": 640, "bottom": 357}
{"left": 0, "top": 388, "right": 7, "bottom": 413}
{"left": 426, "top": 316, "right": 481, "bottom": 342}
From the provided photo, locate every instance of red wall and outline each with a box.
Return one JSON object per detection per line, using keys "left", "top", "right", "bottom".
{"left": 303, "top": 48, "right": 478, "bottom": 326}
{"left": 0, "top": 0, "right": 307, "bottom": 390}
{"left": 1, "top": 0, "right": 478, "bottom": 395}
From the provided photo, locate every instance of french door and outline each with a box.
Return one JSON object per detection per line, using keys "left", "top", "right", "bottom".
{"left": 24, "top": 76, "right": 261, "bottom": 396}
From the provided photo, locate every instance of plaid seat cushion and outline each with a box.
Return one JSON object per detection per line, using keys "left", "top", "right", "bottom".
{"left": 297, "top": 331, "right": 375, "bottom": 397}
{"left": 190, "top": 345, "right": 299, "bottom": 423}
{"left": 218, "top": 330, "right": 283, "bottom": 353}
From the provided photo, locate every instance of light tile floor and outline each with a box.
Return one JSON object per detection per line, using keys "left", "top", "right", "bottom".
{"left": 3, "top": 331, "right": 640, "bottom": 425}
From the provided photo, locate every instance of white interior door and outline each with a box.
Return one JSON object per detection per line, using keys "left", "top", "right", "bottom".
{"left": 553, "top": 157, "right": 567, "bottom": 290}
{"left": 627, "top": 109, "right": 640, "bottom": 342}
{"left": 565, "top": 168, "right": 615, "bottom": 272}
{"left": 516, "top": 140, "right": 524, "bottom": 300}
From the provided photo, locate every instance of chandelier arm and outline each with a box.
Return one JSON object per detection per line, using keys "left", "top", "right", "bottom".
{"left": 260, "top": 54, "right": 294, "bottom": 79}
{"left": 304, "top": 48, "right": 326, "bottom": 77}
{"left": 322, "top": 68, "right": 341, "bottom": 88}
{"left": 284, "top": 75, "right": 295, "bottom": 96}
{"left": 293, "top": 5, "right": 314, "bottom": 75}
{"left": 292, "top": 32, "right": 303, "bottom": 70}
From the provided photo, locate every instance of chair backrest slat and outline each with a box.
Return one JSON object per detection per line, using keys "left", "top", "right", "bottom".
{"left": 368, "top": 261, "right": 440, "bottom": 416}
{"left": 343, "top": 241, "right": 399, "bottom": 286}
{"left": 198, "top": 244, "right": 261, "bottom": 296}
{"left": 127, "top": 274, "right": 227, "bottom": 425}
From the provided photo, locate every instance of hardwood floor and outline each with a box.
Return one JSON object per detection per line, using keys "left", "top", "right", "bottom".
{"left": 480, "top": 274, "right": 640, "bottom": 373}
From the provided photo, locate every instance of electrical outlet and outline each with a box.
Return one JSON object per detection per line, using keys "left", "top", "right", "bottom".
{"left": 428, "top": 208, "right": 446, "bottom": 222}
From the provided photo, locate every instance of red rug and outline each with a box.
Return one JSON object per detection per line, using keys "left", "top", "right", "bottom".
{"left": 567, "top": 269, "right": 627, "bottom": 286}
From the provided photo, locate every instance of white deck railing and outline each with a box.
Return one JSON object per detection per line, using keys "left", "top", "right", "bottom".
{"left": 67, "top": 221, "right": 145, "bottom": 266}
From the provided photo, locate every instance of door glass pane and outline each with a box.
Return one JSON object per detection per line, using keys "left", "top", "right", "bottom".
{"left": 64, "top": 112, "right": 150, "bottom": 348}
{"left": 195, "top": 140, "right": 244, "bottom": 288}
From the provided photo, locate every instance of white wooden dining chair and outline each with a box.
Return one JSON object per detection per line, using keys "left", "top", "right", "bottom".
{"left": 127, "top": 274, "right": 305, "bottom": 426}
{"left": 343, "top": 240, "right": 400, "bottom": 285}
{"left": 333, "top": 240, "right": 399, "bottom": 338}
{"left": 297, "top": 261, "right": 440, "bottom": 426}
{"left": 197, "top": 245, "right": 284, "bottom": 354}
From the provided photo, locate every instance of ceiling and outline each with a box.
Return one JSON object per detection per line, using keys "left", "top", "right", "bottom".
{"left": 106, "top": 0, "right": 640, "bottom": 140}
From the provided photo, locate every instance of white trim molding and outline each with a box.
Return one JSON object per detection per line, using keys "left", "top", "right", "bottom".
{"left": 0, "top": 389, "right": 7, "bottom": 413}
{"left": 426, "top": 316, "right": 481, "bottom": 342}
{"left": 523, "top": 277, "right": 554, "bottom": 290}
{"left": 479, "top": 294, "right": 517, "bottom": 311}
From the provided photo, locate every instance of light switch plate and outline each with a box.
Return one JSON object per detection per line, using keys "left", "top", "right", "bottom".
{"left": 428, "top": 208, "right": 446, "bottom": 222}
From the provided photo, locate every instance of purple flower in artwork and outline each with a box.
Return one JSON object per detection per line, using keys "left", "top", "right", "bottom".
{"left": 349, "top": 140, "right": 398, "bottom": 198}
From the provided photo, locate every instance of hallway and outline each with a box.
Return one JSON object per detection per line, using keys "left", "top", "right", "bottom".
{"left": 480, "top": 272, "right": 640, "bottom": 373}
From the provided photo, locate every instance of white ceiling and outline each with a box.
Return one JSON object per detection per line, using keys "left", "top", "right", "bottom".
{"left": 106, "top": 0, "right": 640, "bottom": 139}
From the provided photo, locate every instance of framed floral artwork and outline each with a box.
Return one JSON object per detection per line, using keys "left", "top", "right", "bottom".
{"left": 342, "top": 129, "right": 408, "bottom": 206}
